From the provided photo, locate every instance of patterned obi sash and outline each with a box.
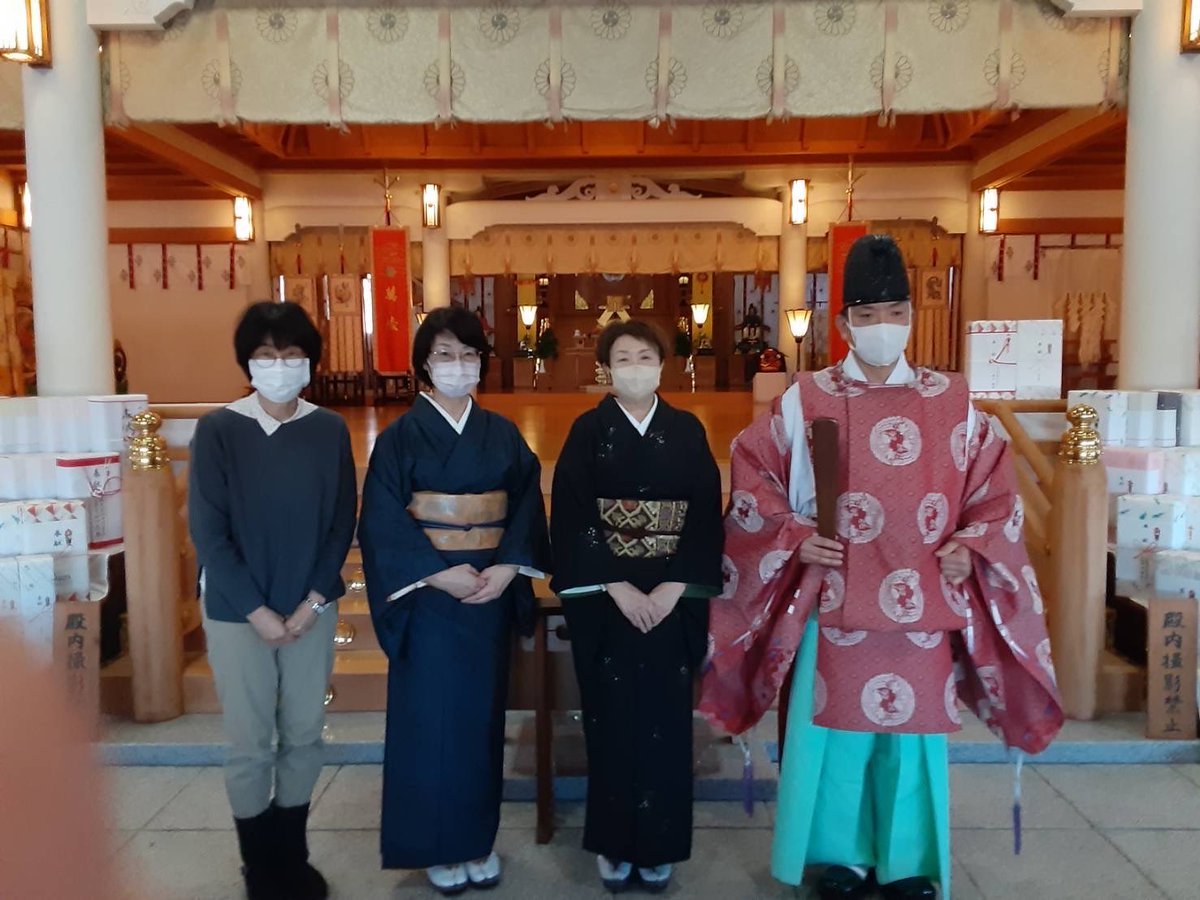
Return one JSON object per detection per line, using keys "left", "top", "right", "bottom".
{"left": 597, "top": 498, "right": 689, "bottom": 559}
{"left": 408, "top": 491, "right": 507, "bottom": 552}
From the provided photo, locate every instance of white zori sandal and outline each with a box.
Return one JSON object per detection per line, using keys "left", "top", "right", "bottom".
{"left": 638, "top": 864, "right": 674, "bottom": 894}
{"left": 466, "top": 853, "right": 502, "bottom": 889}
{"left": 426, "top": 864, "right": 469, "bottom": 896}
{"left": 598, "top": 856, "right": 634, "bottom": 893}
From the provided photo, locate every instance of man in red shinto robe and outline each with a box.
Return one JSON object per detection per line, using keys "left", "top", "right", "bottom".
{"left": 700, "top": 235, "right": 1063, "bottom": 900}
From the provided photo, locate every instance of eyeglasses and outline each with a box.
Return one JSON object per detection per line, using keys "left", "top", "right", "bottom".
{"left": 430, "top": 349, "right": 481, "bottom": 364}
{"left": 251, "top": 356, "right": 308, "bottom": 368}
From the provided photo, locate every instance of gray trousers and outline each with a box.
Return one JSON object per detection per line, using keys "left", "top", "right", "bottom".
{"left": 203, "top": 607, "right": 337, "bottom": 819}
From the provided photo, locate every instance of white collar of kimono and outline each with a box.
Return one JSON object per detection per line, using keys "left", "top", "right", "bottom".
{"left": 421, "top": 392, "right": 474, "bottom": 435}
{"left": 842, "top": 352, "right": 915, "bottom": 386}
{"left": 615, "top": 394, "right": 658, "bottom": 437}
{"left": 227, "top": 393, "right": 318, "bottom": 436}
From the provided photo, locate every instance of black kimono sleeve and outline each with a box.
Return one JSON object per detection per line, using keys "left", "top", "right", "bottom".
{"left": 549, "top": 416, "right": 616, "bottom": 593}
{"left": 665, "top": 414, "right": 725, "bottom": 595}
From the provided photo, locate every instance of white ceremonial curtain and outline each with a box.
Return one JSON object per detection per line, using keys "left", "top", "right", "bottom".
{"left": 90, "top": 1, "right": 1126, "bottom": 128}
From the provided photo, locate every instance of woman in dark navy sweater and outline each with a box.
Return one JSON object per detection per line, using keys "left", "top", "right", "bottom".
{"left": 189, "top": 301, "right": 357, "bottom": 900}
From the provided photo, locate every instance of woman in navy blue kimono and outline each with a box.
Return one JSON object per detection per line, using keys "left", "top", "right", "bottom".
{"left": 359, "top": 307, "right": 550, "bottom": 895}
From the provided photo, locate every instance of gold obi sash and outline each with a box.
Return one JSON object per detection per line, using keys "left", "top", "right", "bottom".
{"left": 408, "top": 491, "right": 507, "bottom": 552}
{"left": 597, "top": 498, "right": 689, "bottom": 559}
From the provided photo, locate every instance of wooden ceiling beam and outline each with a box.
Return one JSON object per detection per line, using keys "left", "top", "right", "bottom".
{"left": 106, "top": 177, "right": 231, "bottom": 201}
{"left": 106, "top": 124, "right": 263, "bottom": 199}
{"left": 1004, "top": 172, "right": 1125, "bottom": 192}
{"left": 236, "top": 123, "right": 288, "bottom": 159}
{"left": 971, "top": 108, "right": 1125, "bottom": 191}
{"left": 996, "top": 216, "right": 1123, "bottom": 235}
{"left": 108, "top": 226, "right": 240, "bottom": 244}
{"left": 946, "top": 109, "right": 1006, "bottom": 149}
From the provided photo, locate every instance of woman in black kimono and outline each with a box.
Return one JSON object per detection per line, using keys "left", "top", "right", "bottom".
{"left": 359, "top": 307, "right": 550, "bottom": 896}
{"left": 551, "top": 321, "right": 724, "bottom": 894}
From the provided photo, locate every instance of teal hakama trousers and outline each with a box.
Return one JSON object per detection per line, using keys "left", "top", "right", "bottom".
{"left": 771, "top": 619, "right": 952, "bottom": 896}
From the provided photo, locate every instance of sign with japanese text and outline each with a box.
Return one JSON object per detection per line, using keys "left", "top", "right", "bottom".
{"left": 54, "top": 601, "right": 100, "bottom": 736}
{"left": 1146, "top": 596, "right": 1198, "bottom": 740}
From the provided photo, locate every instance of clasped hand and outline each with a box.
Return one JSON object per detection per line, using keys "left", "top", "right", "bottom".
{"left": 799, "top": 535, "right": 973, "bottom": 585}
{"left": 427, "top": 563, "right": 519, "bottom": 604}
{"left": 607, "top": 581, "right": 685, "bottom": 634}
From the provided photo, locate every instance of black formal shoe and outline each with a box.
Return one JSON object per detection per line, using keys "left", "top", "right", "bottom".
{"left": 273, "top": 803, "right": 330, "bottom": 900}
{"left": 880, "top": 876, "right": 938, "bottom": 900}
{"left": 816, "top": 865, "right": 873, "bottom": 900}
{"left": 234, "top": 809, "right": 283, "bottom": 900}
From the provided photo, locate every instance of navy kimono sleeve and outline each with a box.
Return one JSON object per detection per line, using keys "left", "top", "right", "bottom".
{"left": 495, "top": 429, "right": 551, "bottom": 573}
{"left": 358, "top": 424, "right": 448, "bottom": 654}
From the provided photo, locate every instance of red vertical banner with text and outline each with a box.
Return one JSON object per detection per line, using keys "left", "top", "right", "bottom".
{"left": 827, "top": 221, "right": 870, "bottom": 363}
{"left": 370, "top": 227, "right": 413, "bottom": 372}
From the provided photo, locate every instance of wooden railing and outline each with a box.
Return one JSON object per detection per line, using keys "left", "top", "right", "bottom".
{"left": 975, "top": 399, "right": 1108, "bottom": 720}
{"left": 123, "top": 399, "right": 1112, "bottom": 723}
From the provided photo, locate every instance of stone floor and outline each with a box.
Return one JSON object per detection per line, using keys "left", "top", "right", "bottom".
{"left": 103, "top": 762, "right": 1200, "bottom": 900}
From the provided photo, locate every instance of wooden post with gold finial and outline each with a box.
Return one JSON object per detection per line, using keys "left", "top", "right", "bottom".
{"left": 124, "top": 411, "right": 184, "bottom": 722}
{"left": 1047, "top": 405, "right": 1107, "bottom": 720}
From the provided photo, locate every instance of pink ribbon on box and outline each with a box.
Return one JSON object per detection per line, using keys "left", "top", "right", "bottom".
{"left": 879, "top": 1, "right": 899, "bottom": 127}
{"left": 215, "top": 10, "right": 237, "bottom": 125}
{"left": 437, "top": 10, "right": 453, "bottom": 122}
{"left": 548, "top": 6, "right": 564, "bottom": 122}
{"left": 654, "top": 5, "right": 673, "bottom": 127}
{"left": 106, "top": 33, "right": 129, "bottom": 127}
{"left": 994, "top": 0, "right": 1014, "bottom": 110}
{"left": 770, "top": 2, "right": 786, "bottom": 120}
{"left": 88, "top": 469, "right": 122, "bottom": 499}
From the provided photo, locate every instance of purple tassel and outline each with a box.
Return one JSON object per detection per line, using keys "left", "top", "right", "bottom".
{"left": 1011, "top": 750, "right": 1024, "bottom": 855}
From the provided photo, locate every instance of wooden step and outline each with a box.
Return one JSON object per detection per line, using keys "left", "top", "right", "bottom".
{"left": 1099, "top": 650, "right": 1147, "bottom": 714}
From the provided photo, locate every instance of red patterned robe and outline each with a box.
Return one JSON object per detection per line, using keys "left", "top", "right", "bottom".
{"left": 700, "top": 362, "right": 1063, "bottom": 752}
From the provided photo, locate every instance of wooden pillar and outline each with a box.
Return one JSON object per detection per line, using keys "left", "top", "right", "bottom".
{"left": 493, "top": 276, "right": 518, "bottom": 390}
{"left": 124, "top": 412, "right": 184, "bottom": 722}
{"left": 1048, "top": 405, "right": 1107, "bottom": 720}
{"left": 713, "top": 273, "right": 736, "bottom": 389}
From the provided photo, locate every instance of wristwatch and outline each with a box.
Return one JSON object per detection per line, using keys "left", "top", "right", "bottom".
{"left": 310, "top": 596, "right": 331, "bottom": 616}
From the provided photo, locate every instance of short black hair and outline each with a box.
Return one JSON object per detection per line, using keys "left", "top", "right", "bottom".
{"left": 233, "top": 301, "right": 322, "bottom": 378}
{"left": 595, "top": 320, "right": 668, "bottom": 366}
{"left": 412, "top": 306, "right": 491, "bottom": 389}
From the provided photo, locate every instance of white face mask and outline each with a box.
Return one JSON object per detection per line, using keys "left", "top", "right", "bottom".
{"left": 428, "top": 360, "right": 481, "bottom": 398}
{"left": 610, "top": 364, "right": 662, "bottom": 403}
{"left": 848, "top": 322, "right": 911, "bottom": 368}
{"left": 249, "top": 358, "right": 310, "bottom": 404}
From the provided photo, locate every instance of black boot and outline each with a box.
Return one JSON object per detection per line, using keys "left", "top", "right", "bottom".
{"left": 234, "top": 809, "right": 283, "bottom": 900}
{"left": 880, "top": 877, "right": 938, "bottom": 900}
{"left": 273, "top": 803, "right": 329, "bottom": 900}
{"left": 816, "top": 865, "right": 874, "bottom": 900}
